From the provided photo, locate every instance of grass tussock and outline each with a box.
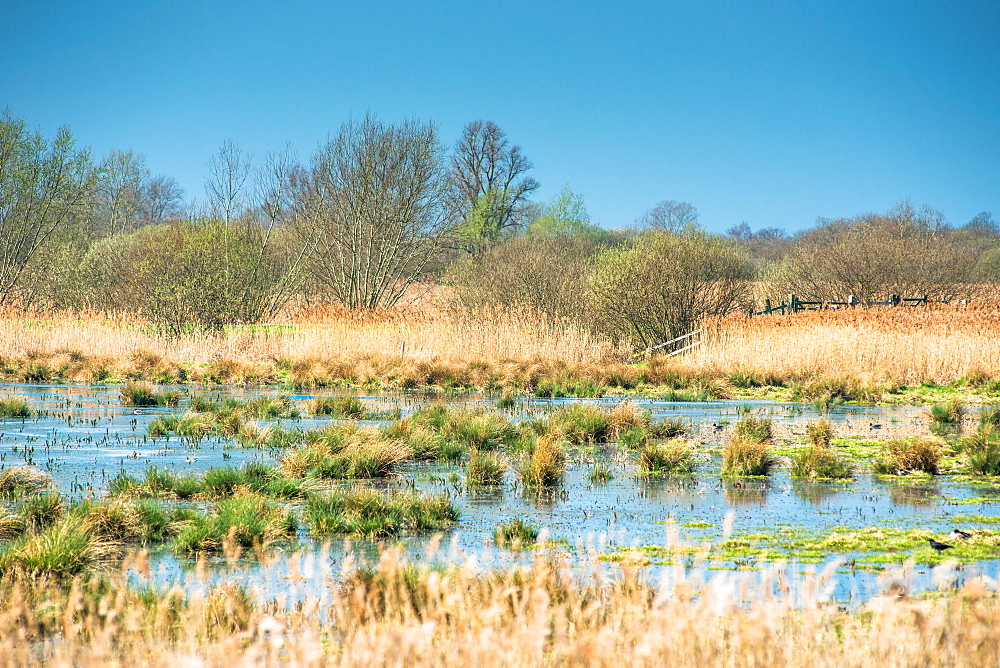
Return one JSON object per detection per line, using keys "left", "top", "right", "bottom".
{"left": 120, "top": 382, "right": 180, "bottom": 407}
{"left": 873, "top": 437, "right": 945, "bottom": 475}
{"left": 733, "top": 416, "right": 773, "bottom": 443}
{"left": 281, "top": 428, "right": 411, "bottom": 479}
{"left": 173, "top": 496, "right": 297, "bottom": 555}
{"left": 638, "top": 439, "right": 696, "bottom": 474}
{"left": 517, "top": 434, "right": 567, "bottom": 487}
{"left": 306, "top": 395, "right": 400, "bottom": 420}
{"left": 791, "top": 446, "right": 853, "bottom": 479}
{"left": 0, "top": 466, "right": 53, "bottom": 498}
{"left": 493, "top": 518, "right": 539, "bottom": 548}
{"left": 723, "top": 435, "right": 776, "bottom": 477}
{"left": 109, "top": 464, "right": 314, "bottom": 500}
{"left": 303, "top": 488, "right": 458, "bottom": 538}
{"left": 466, "top": 450, "right": 506, "bottom": 486}
{"left": 963, "top": 428, "right": 1000, "bottom": 476}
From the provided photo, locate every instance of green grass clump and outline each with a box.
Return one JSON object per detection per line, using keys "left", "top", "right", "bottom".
{"left": 979, "top": 407, "right": 1000, "bottom": 431}
{"left": 281, "top": 429, "right": 411, "bottom": 479}
{"left": 588, "top": 462, "right": 613, "bottom": 484}
{"left": 307, "top": 396, "right": 400, "bottom": 420}
{"left": 872, "top": 437, "right": 944, "bottom": 475}
{"left": 734, "top": 416, "right": 773, "bottom": 443}
{"left": 494, "top": 518, "right": 539, "bottom": 548}
{"left": 929, "top": 400, "right": 965, "bottom": 433}
{"left": 384, "top": 406, "right": 516, "bottom": 460}
{"left": 120, "top": 382, "right": 180, "bottom": 407}
{"left": 173, "top": 496, "right": 297, "bottom": 554}
{"left": 0, "top": 516, "right": 116, "bottom": 579}
{"left": 20, "top": 493, "right": 66, "bottom": 533}
{"left": 791, "top": 446, "right": 852, "bottom": 479}
{"left": 638, "top": 439, "right": 696, "bottom": 474}
{"left": 533, "top": 377, "right": 606, "bottom": 399}
{"left": 108, "top": 465, "right": 313, "bottom": 500}
{"left": 303, "top": 489, "right": 458, "bottom": 539}
{"left": 496, "top": 391, "right": 518, "bottom": 410}
{"left": 964, "top": 428, "right": 1000, "bottom": 476}
{"left": 0, "top": 466, "right": 53, "bottom": 498}
{"left": 466, "top": 450, "right": 506, "bottom": 486}
{"left": 517, "top": 435, "right": 566, "bottom": 487}
{"left": 722, "top": 436, "right": 776, "bottom": 477}
{"left": 0, "top": 396, "right": 32, "bottom": 419}
{"left": 807, "top": 418, "right": 834, "bottom": 448}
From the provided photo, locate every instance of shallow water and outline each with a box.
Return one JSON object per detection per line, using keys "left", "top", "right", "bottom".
{"left": 1, "top": 382, "right": 998, "bottom": 604}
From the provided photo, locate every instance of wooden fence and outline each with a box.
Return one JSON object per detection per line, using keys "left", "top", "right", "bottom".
{"left": 752, "top": 293, "right": 930, "bottom": 316}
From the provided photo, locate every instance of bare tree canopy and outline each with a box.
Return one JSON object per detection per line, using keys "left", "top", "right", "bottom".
{"left": 291, "top": 115, "right": 450, "bottom": 309}
{"left": 450, "top": 120, "right": 539, "bottom": 251}
{"left": 0, "top": 109, "right": 95, "bottom": 304}
{"left": 636, "top": 200, "right": 699, "bottom": 233}
{"left": 205, "top": 139, "right": 253, "bottom": 226}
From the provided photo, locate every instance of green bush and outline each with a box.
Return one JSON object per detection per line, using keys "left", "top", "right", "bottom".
{"left": 0, "top": 397, "right": 32, "bottom": 419}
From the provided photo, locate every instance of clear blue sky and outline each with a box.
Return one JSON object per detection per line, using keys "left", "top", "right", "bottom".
{"left": 3, "top": 0, "right": 997, "bottom": 233}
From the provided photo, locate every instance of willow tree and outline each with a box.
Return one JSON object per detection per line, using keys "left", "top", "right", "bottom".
{"left": 589, "top": 231, "right": 754, "bottom": 349}
{"left": 291, "top": 116, "right": 450, "bottom": 309}
{"left": 0, "top": 110, "right": 95, "bottom": 304}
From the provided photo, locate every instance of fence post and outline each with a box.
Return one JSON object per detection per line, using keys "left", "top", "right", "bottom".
{"left": 847, "top": 295, "right": 855, "bottom": 307}
{"left": 788, "top": 294, "right": 797, "bottom": 314}
{"left": 890, "top": 294, "right": 900, "bottom": 307}
{"left": 764, "top": 298, "right": 772, "bottom": 314}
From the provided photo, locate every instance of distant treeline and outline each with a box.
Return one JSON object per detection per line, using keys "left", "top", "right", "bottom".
{"left": 2, "top": 109, "right": 996, "bottom": 347}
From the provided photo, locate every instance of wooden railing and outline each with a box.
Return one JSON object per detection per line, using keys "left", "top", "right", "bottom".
{"left": 752, "top": 293, "right": 930, "bottom": 316}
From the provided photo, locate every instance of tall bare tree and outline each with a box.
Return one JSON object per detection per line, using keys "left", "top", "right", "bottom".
{"left": 205, "top": 139, "right": 252, "bottom": 227}
{"left": 449, "top": 120, "right": 539, "bottom": 251}
{"left": 0, "top": 110, "right": 95, "bottom": 304}
{"left": 290, "top": 115, "right": 449, "bottom": 309}
{"left": 142, "top": 174, "right": 185, "bottom": 224}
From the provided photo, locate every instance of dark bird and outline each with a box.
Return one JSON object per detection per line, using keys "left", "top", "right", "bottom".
{"left": 711, "top": 423, "right": 724, "bottom": 433}
{"left": 927, "top": 538, "right": 954, "bottom": 552}
{"left": 869, "top": 422, "right": 882, "bottom": 430}
{"left": 950, "top": 529, "right": 972, "bottom": 540}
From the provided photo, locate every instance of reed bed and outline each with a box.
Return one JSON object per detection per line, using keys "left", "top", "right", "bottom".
{"left": 4, "top": 303, "right": 1000, "bottom": 392}
{"left": 1, "top": 547, "right": 999, "bottom": 666}
{"left": 694, "top": 304, "right": 1000, "bottom": 386}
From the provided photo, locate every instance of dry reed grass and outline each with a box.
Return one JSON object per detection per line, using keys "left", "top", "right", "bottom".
{"left": 2, "top": 546, "right": 1000, "bottom": 666}
{"left": 692, "top": 304, "right": 1000, "bottom": 386}
{"left": 4, "top": 302, "right": 1000, "bottom": 391}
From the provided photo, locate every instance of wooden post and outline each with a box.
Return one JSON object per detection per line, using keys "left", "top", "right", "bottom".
{"left": 400, "top": 341, "right": 406, "bottom": 356}
{"left": 764, "top": 298, "right": 772, "bottom": 314}
{"left": 890, "top": 294, "right": 900, "bottom": 307}
{"left": 788, "top": 294, "right": 797, "bottom": 313}
{"left": 847, "top": 295, "right": 856, "bottom": 307}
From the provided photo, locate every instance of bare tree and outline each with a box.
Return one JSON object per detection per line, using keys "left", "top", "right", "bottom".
{"left": 0, "top": 110, "right": 95, "bottom": 304}
{"left": 205, "top": 139, "right": 253, "bottom": 227}
{"left": 290, "top": 115, "right": 449, "bottom": 309}
{"left": 636, "top": 200, "right": 699, "bottom": 233}
{"left": 95, "top": 149, "right": 148, "bottom": 234}
{"left": 449, "top": 120, "right": 539, "bottom": 250}
{"left": 142, "top": 174, "right": 185, "bottom": 224}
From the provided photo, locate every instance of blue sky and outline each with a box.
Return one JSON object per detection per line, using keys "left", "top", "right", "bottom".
{"left": 3, "top": 0, "right": 997, "bottom": 232}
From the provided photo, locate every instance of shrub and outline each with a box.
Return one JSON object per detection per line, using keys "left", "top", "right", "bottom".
{"left": 0, "top": 397, "right": 32, "bottom": 419}
{"left": 722, "top": 436, "right": 776, "bottom": 477}
{"left": 638, "top": 439, "right": 696, "bottom": 474}
{"left": 494, "top": 518, "right": 538, "bottom": 548}
{"left": 873, "top": 437, "right": 944, "bottom": 475}
{"left": 466, "top": 450, "right": 506, "bottom": 486}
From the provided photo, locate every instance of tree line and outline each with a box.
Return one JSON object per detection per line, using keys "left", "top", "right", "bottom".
{"left": 1, "top": 108, "right": 997, "bottom": 346}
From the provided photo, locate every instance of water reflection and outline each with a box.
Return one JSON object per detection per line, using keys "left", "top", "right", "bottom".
{"left": 880, "top": 480, "right": 941, "bottom": 507}
{"left": 723, "top": 480, "right": 769, "bottom": 505}
{"left": 792, "top": 480, "right": 845, "bottom": 505}
{"left": 638, "top": 475, "right": 700, "bottom": 500}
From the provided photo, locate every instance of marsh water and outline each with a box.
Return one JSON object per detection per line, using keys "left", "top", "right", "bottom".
{"left": 2, "top": 382, "right": 999, "bottom": 605}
